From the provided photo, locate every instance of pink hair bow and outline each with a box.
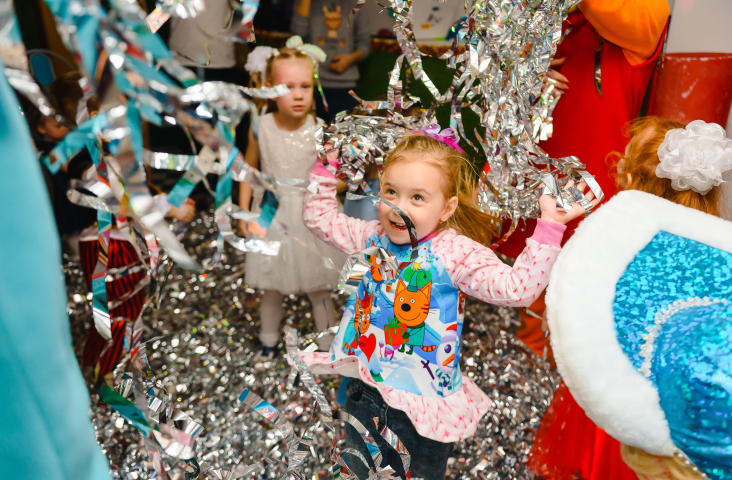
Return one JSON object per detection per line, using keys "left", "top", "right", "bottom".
{"left": 412, "top": 123, "right": 465, "bottom": 152}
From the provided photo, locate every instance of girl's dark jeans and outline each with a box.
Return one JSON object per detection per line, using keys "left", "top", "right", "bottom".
{"left": 344, "top": 378, "right": 454, "bottom": 480}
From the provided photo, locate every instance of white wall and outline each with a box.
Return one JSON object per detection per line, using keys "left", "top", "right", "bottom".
{"left": 361, "top": 0, "right": 394, "bottom": 37}
{"left": 666, "top": 0, "right": 732, "bottom": 216}
{"left": 666, "top": 0, "right": 732, "bottom": 54}
{"left": 361, "top": 0, "right": 464, "bottom": 41}
{"left": 666, "top": 0, "right": 732, "bottom": 137}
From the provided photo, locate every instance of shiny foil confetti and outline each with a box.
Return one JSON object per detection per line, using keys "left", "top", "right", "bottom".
{"left": 332, "top": 0, "right": 603, "bottom": 246}
{"left": 13, "top": 0, "right": 563, "bottom": 477}
{"left": 438, "top": 0, "right": 604, "bottom": 239}
{"left": 8, "top": 0, "right": 292, "bottom": 275}
{"left": 63, "top": 212, "right": 558, "bottom": 480}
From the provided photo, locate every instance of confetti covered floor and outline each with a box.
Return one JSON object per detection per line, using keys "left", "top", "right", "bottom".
{"left": 65, "top": 213, "right": 559, "bottom": 480}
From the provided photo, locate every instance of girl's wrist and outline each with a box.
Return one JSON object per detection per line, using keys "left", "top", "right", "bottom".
{"left": 312, "top": 156, "right": 340, "bottom": 179}
{"left": 539, "top": 214, "right": 563, "bottom": 224}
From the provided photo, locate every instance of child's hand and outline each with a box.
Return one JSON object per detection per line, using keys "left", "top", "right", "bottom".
{"left": 312, "top": 142, "right": 341, "bottom": 178}
{"left": 539, "top": 180, "right": 600, "bottom": 225}
{"left": 167, "top": 198, "right": 196, "bottom": 222}
{"left": 328, "top": 53, "right": 354, "bottom": 73}
{"left": 238, "top": 218, "right": 249, "bottom": 237}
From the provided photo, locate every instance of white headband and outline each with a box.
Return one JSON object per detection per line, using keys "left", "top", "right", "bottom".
{"left": 244, "top": 36, "right": 327, "bottom": 77}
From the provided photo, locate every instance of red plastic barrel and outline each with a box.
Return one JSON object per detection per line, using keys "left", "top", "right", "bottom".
{"left": 650, "top": 52, "right": 732, "bottom": 127}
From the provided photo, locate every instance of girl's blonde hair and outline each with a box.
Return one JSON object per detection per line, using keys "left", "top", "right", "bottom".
{"left": 609, "top": 116, "right": 725, "bottom": 217}
{"left": 621, "top": 444, "right": 707, "bottom": 480}
{"left": 381, "top": 134, "right": 498, "bottom": 245}
{"left": 250, "top": 47, "right": 315, "bottom": 115}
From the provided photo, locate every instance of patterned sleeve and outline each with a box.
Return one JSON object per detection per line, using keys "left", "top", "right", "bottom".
{"left": 438, "top": 220, "right": 565, "bottom": 307}
{"left": 302, "top": 173, "right": 383, "bottom": 255}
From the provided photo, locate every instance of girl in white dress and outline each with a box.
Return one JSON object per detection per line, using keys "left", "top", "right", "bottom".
{"left": 239, "top": 40, "right": 342, "bottom": 358}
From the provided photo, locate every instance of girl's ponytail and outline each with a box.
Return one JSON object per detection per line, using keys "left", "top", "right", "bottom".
{"left": 609, "top": 116, "right": 726, "bottom": 218}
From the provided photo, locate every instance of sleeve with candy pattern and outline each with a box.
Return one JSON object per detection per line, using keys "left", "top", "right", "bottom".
{"left": 438, "top": 220, "right": 565, "bottom": 307}
{"left": 302, "top": 173, "right": 384, "bottom": 255}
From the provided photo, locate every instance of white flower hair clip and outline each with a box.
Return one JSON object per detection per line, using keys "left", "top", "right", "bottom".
{"left": 285, "top": 35, "right": 327, "bottom": 65}
{"left": 244, "top": 46, "right": 278, "bottom": 76}
{"left": 285, "top": 35, "right": 329, "bottom": 111}
{"left": 656, "top": 119, "right": 732, "bottom": 194}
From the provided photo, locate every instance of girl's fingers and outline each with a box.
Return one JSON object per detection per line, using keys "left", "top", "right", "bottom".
{"left": 547, "top": 69, "right": 569, "bottom": 83}
{"left": 546, "top": 69, "right": 569, "bottom": 91}
{"left": 550, "top": 56, "right": 567, "bottom": 67}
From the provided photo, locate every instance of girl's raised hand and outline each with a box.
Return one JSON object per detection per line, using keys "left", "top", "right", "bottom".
{"left": 539, "top": 180, "right": 600, "bottom": 225}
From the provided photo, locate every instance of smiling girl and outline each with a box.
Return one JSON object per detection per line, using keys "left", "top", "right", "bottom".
{"left": 239, "top": 38, "right": 343, "bottom": 361}
{"left": 301, "top": 129, "right": 598, "bottom": 479}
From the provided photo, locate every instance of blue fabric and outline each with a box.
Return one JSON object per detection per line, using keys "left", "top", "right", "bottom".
{"left": 0, "top": 63, "right": 110, "bottom": 479}
{"left": 613, "top": 231, "right": 732, "bottom": 369}
{"left": 343, "top": 379, "right": 453, "bottom": 480}
{"left": 336, "top": 378, "right": 349, "bottom": 406}
{"left": 612, "top": 231, "right": 732, "bottom": 479}
{"left": 333, "top": 233, "right": 463, "bottom": 398}
{"left": 653, "top": 302, "right": 732, "bottom": 480}
{"left": 338, "top": 176, "right": 379, "bottom": 413}
{"left": 343, "top": 178, "right": 380, "bottom": 222}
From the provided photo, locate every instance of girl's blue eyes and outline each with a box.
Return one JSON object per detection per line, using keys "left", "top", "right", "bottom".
{"left": 384, "top": 190, "right": 422, "bottom": 201}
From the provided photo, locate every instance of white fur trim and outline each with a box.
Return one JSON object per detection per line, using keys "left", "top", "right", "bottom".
{"left": 546, "top": 190, "right": 732, "bottom": 455}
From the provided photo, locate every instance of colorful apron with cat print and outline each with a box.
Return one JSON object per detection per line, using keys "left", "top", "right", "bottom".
{"left": 330, "top": 233, "right": 466, "bottom": 398}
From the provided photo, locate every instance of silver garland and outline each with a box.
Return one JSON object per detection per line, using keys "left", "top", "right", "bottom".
{"left": 65, "top": 213, "right": 558, "bottom": 479}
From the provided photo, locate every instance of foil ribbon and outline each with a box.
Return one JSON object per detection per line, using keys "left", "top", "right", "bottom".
{"left": 8, "top": 0, "right": 576, "bottom": 476}
{"left": 284, "top": 327, "right": 415, "bottom": 480}
{"left": 324, "top": 0, "right": 603, "bottom": 244}
{"left": 60, "top": 211, "right": 559, "bottom": 479}
{"left": 438, "top": 0, "right": 603, "bottom": 234}
{"left": 30, "top": 0, "right": 293, "bottom": 273}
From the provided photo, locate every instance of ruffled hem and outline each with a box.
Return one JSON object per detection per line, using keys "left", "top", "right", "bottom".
{"left": 300, "top": 352, "right": 492, "bottom": 443}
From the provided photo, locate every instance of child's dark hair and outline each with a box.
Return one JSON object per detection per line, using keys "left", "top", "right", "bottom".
{"left": 48, "top": 72, "right": 100, "bottom": 127}
{"left": 382, "top": 135, "right": 499, "bottom": 245}
{"left": 609, "top": 116, "right": 725, "bottom": 217}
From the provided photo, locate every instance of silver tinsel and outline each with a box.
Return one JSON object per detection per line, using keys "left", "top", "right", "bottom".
{"left": 66, "top": 212, "right": 558, "bottom": 479}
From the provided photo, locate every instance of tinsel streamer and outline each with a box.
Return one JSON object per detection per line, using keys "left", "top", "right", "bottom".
{"left": 32, "top": 0, "right": 291, "bottom": 271}
{"left": 0, "top": 0, "right": 66, "bottom": 122}
{"left": 326, "top": 0, "right": 604, "bottom": 242}
{"left": 441, "top": 0, "right": 604, "bottom": 230}
{"left": 6, "top": 0, "right": 574, "bottom": 476}
{"left": 64, "top": 213, "right": 558, "bottom": 479}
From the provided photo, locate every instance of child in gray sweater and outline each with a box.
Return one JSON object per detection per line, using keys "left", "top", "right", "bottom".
{"left": 291, "top": 0, "right": 371, "bottom": 123}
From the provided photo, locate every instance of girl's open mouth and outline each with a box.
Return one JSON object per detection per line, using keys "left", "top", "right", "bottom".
{"left": 390, "top": 220, "right": 407, "bottom": 232}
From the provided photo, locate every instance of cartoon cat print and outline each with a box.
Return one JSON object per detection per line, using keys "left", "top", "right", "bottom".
{"left": 344, "top": 290, "right": 372, "bottom": 354}
{"left": 393, "top": 276, "right": 436, "bottom": 354}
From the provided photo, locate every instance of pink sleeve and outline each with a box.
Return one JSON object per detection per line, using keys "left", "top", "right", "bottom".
{"left": 530, "top": 219, "right": 566, "bottom": 247}
{"left": 302, "top": 172, "right": 384, "bottom": 255}
{"left": 437, "top": 222, "right": 563, "bottom": 307}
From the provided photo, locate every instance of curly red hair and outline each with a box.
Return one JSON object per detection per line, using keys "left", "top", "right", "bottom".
{"left": 609, "top": 116, "right": 725, "bottom": 217}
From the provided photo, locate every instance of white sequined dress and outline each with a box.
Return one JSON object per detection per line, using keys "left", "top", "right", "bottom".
{"left": 246, "top": 113, "right": 344, "bottom": 294}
